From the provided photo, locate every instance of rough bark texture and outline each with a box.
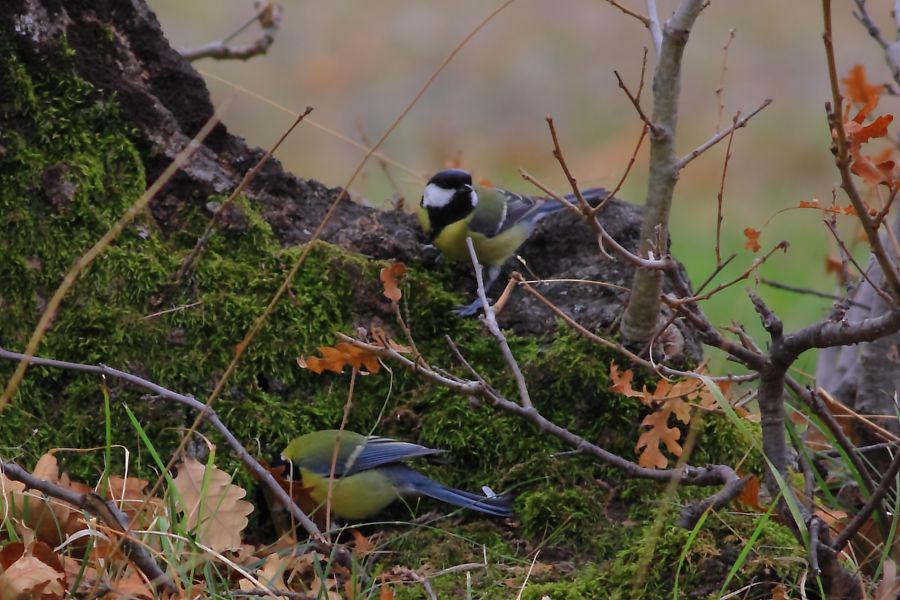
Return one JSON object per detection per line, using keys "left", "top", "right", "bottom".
{"left": 3, "top": 0, "right": 703, "bottom": 360}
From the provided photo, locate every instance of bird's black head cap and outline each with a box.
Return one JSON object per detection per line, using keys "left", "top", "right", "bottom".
{"left": 427, "top": 169, "right": 472, "bottom": 191}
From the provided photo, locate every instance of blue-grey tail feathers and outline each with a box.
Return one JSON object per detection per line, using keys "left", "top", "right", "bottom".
{"left": 382, "top": 465, "right": 514, "bottom": 518}
{"left": 533, "top": 187, "right": 610, "bottom": 217}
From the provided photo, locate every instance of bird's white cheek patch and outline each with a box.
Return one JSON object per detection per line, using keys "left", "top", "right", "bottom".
{"left": 470, "top": 190, "right": 478, "bottom": 207}
{"left": 423, "top": 184, "right": 455, "bottom": 208}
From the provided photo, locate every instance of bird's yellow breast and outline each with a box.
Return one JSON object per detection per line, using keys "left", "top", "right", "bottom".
{"left": 432, "top": 218, "right": 530, "bottom": 267}
{"left": 300, "top": 468, "right": 401, "bottom": 520}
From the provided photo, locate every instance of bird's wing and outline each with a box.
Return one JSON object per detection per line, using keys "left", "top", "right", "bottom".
{"left": 342, "top": 436, "right": 442, "bottom": 474}
{"left": 470, "top": 187, "right": 544, "bottom": 238}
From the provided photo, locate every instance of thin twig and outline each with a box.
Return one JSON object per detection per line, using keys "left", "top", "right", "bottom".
{"left": 614, "top": 70, "right": 659, "bottom": 135}
{"left": 348, "top": 331, "right": 747, "bottom": 528}
{"left": 761, "top": 278, "right": 871, "bottom": 309}
{"left": 602, "top": 0, "right": 650, "bottom": 27}
{"left": 356, "top": 120, "right": 405, "bottom": 208}
{"left": 181, "top": 2, "right": 282, "bottom": 62}
{"left": 513, "top": 274, "right": 757, "bottom": 384}
{"left": 714, "top": 29, "right": 736, "bottom": 131}
{"left": 714, "top": 111, "right": 739, "bottom": 266}
{"left": 824, "top": 218, "right": 893, "bottom": 304}
{"left": 674, "top": 99, "right": 772, "bottom": 170}
{"left": 669, "top": 242, "right": 788, "bottom": 306}
{"left": 465, "top": 238, "right": 533, "bottom": 410}
{"left": 546, "top": 116, "right": 592, "bottom": 211}
{"left": 173, "top": 107, "right": 314, "bottom": 286}
{"left": 787, "top": 379, "right": 888, "bottom": 539}
{"left": 853, "top": 0, "right": 889, "bottom": 49}
{"left": 832, "top": 445, "right": 900, "bottom": 552}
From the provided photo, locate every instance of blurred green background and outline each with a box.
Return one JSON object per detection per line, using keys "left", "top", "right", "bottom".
{"left": 148, "top": 0, "right": 894, "bottom": 375}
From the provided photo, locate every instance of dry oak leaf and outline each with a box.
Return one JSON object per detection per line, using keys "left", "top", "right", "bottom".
{"left": 238, "top": 552, "right": 290, "bottom": 594}
{"left": 298, "top": 342, "right": 380, "bottom": 375}
{"left": 735, "top": 475, "right": 763, "bottom": 511}
{"left": 380, "top": 262, "right": 407, "bottom": 303}
{"left": 636, "top": 409, "right": 683, "bottom": 469}
{"left": 0, "top": 542, "right": 66, "bottom": 600}
{"left": 172, "top": 457, "right": 253, "bottom": 552}
{"left": 842, "top": 65, "right": 881, "bottom": 107}
{"left": 1, "top": 455, "right": 82, "bottom": 547}
{"left": 608, "top": 363, "right": 644, "bottom": 399}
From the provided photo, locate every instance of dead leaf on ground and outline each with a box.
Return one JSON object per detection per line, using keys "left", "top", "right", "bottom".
{"left": 172, "top": 457, "right": 254, "bottom": 552}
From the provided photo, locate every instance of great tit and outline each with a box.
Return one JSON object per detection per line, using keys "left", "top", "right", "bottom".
{"left": 279, "top": 430, "right": 513, "bottom": 520}
{"left": 418, "top": 169, "right": 608, "bottom": 315}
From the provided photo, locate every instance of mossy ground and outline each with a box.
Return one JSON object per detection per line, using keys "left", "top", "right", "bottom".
{"left": 0, "top": 34, "right": 801, "bottom": 598}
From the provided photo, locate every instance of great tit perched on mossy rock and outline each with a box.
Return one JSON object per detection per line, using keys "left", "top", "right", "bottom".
{"left": 418, "top": 169, "right": 608, "bottom": 315}
{"left": 278, "top": 430, "right": 513, "bottom": 520}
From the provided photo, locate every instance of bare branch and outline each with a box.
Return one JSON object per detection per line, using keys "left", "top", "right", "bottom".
{"left": 853, "top": 0, "right": 889, "bottom": 49}
{"left": 621, "top": 0, "right": 706, "bottom": 344}
{"left": 714, "top": 28, "right": 737, "bottom": 130}
{"left": 824, "top": 218, "right": 893, "bottom": 304}
{"left": 465, "top": 237, "right": 533, "bottom": 410}
{"left": 614, "top": 70, "right": 659, "bottom": 135}
{"left": 514, "top": 274, "right": 758, "bottom": 384}
{"left": 602, "top": 0, "right": 650, "bottom": 27}
{"left": 669, "top": 241, "right": 788, "bottom": 305}
{"left": 674, "top": 99, "right": 772, "bottom": 170}
{"left": 519, "top": 171, "right": 672, "bottom": 271}
{"left": 761, "top": 278, "right": 871, "bottom": 309}
{"left": 339, "top": 332, "right": 747, "bottom": 527}
{"left": 181, "top": 2, "right": 282, "bottom": 62}
{"left": 645, "top": 0, "right": 663, "bottom": 56}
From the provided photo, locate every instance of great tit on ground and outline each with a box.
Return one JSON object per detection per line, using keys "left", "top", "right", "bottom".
{"left": 418, "top": 169, "right": 608, "bottom": 315}
{"left": 279, "top": 430, "right": 513, "bottom": 520}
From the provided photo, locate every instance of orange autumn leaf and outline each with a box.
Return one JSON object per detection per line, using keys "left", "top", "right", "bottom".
{"left": 351, "top": 529, "right": 375, "bottom": 557}
{"left": 608, "top": 363, "right": 644, "bottom": 399}
{"left": 825, "top": 255, "right": 843, "bottom": 276}
{"left": 298, "top": 342, "right": 380, "bottom": 374}
{"left": 636, "top": 409, "right": 682, "bottom": 469}
{"left": 842, "top": 65, "right": 881, "bottom": 107}
{"left": 798, "top": 199, "right": 820, "bottom": 209}
{"left": 847, "top": 114, "right": 893, "bottom": 145}
{"left": 850, "top": 151, "right": 896, "bottom": 185}
{"left": 743, "top": 227, "right": 761, "bottom": 253}
{"left": 380, "top": 263, "right": 407, "bottom": 304}
{"left": 476, "top": 176, "right": 493, "bottom": 188}
{"left": 735, "top": 475, "right": 763, "bottom": 511}
{"left": 379, "top": 574, "right": 395, "bottom": 600}
{"left": 771, "top": 583, "right": 787, "bottom": 600}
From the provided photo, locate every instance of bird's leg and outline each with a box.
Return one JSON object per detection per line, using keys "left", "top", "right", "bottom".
{"left": 453, "top": 266, "right": 500, "bottom": 317}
